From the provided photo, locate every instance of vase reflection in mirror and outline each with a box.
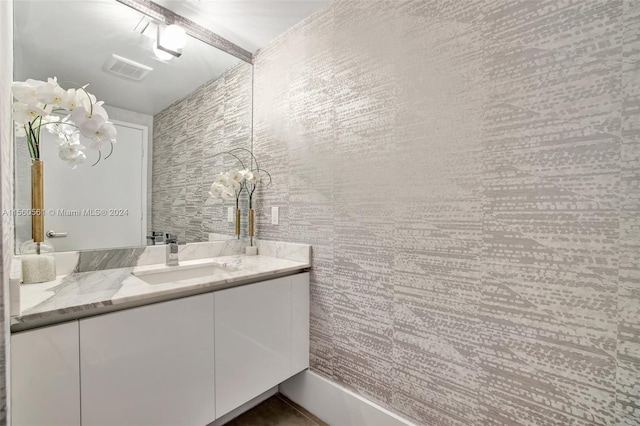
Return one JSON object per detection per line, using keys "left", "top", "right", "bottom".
{"left": 235, "top": 208, "right": 241, "bottom": 239}
{"left": 246, "top": 208, "right": 257, "bottom": 255}
{"left": 209, "top": 148, "right": 272, "bottom": 256}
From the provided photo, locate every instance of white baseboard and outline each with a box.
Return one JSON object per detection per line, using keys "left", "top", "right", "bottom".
{"left": 279, "top": 371, "right": 417, "bottom": 426}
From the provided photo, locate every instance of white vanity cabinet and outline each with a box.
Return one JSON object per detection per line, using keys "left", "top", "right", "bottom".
{"left": 79, "top": 293, "right": 215, "bottom": 426}
{"left": 215, "top": 273, "right": 310, "bottom": 417}
{"left": 11, "top": 321, "right": 81, "bottom": 426}
{"left": 10, "top": 271, "right": 309, "bottom": 425}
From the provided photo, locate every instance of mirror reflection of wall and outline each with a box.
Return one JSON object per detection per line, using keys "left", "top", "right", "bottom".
{"left": 13, "top": 0, "right": 253, "bottom": 252}
{"left": 152, "top": 62, "right": 253, "bottom": 244}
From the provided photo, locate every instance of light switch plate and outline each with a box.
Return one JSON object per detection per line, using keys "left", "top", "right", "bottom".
{"left": 227, "top": 207, "right": 234, "bottom": 222}
{"left": 271, "top": 207, "right": 279, "bottom": 225}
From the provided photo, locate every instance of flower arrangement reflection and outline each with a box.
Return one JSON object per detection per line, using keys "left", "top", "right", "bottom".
{"left": 209, "top": 148, "right": 271, "bottom": 245}
{"left": 13, "top": 77, "right": 117, "bottom": 284}
{"left": 12, "top": 77, "right": 117, "bottom": 168}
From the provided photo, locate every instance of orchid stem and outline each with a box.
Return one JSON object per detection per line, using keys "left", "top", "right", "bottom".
{"left": 91, "top": 150, "right": 101, "bottom": 167}
{"left": 104, "top": 143, "right": 114, "bottom": 160}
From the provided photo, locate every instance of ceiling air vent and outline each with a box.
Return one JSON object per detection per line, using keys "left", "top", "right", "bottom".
{"left": 104, "top": 54, "right": 153, "bottom": 81}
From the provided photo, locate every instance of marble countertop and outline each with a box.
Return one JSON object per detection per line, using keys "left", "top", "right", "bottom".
{"left": 12, "top": 253, "right": 310, "bottom": 332}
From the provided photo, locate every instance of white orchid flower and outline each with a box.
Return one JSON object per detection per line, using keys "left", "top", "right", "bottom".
{"left": 88, "top": 137, "right": 111, "bottom": 151}
{"left": 12, "top": 102, "right": 51, "bottom": 125}
{"left": 58, "top": 137, "right": 85, "bottom": 151}
{"left": 70, "top": 105, "right": 93, "bottom": 124}
{"left": 72, "top": 104, "right": 112, "bottom": 144}
{"left": 209, "top": 182, "right": 228, "bottom": 199}
{"left": 60, "top": 89, "right": 79, "bottom": 110}
{"left": 241, "top": 169, "right": 254, "bottom": 181}
{"left": 75, "top": 91, "right": 89, "bottom": 111}
{"left": 72, "top": 106, "right": 108, "bottom": 139}
{"left": 88, "top": 92, "right": 98, "bottom": 106}
{"left": 89, "top": 104, "right": 108, "bottom": 120}
{"left": 13, "top": 76, "right": 117, "bottom": 165}
{"left": 43, "top": 115, "right": 61, "bottom": 134}
{"left": 92, "top": 122, "right": 117, "bottom": 144}
{"left": 58, "top": 138, "right": 86, "bottom": 167}
{"left": 227, "top": 169, "right": 244, "bottom": 183}
{"left": 58, "top": 146, "right": 82, "bottom": 161}
{"left": 67, "top": 153, "right": 86, "bottom": 169}
{"left": 76, "top": 90, "right": 98, "bottom": 111}
{"left": 246, "top": 172, "right": 260, "bottom": 184}
{"left": 61, "top": 149, "right": 87, "bottom": 169}
{"left": 36, "top": 78, "right": 65, "bottom": 106}
{"left": 225, "top": 178, "right": 241, "bottom": 192}
{"left": 79, "top": 116, "right": 106, "bottom": 139}
{"left": 214, "top": 172, "right": 229, "bottom": 186}
{"left": 12, "top": 79, "right": 45, "bottom": 104}
{"left": 209, "top": 184, "right": 221, "bottom": 198}
{"left": 220, "top": 189, "right": 234, "bottom": 201}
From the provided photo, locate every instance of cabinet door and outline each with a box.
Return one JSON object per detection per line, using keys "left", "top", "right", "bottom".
{"left": 11, "top": 321, "right": 81, "bottom": 426}
{"left": 80, "top": 294, "right": 215, "bottom": 426}
{"left": 215, "top": 276, "right": 292, "bottom": 417}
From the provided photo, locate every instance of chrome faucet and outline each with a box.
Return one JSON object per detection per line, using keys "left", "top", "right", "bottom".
{"left": 166, "top": 234, "right": 179, "bottom": 267}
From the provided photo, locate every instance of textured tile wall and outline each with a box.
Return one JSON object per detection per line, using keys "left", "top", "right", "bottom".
{"left": 252, "top": 0, "right": 640, "bottom": 424}
{"left": 152, "top": 62, "right": 252, "bottom": 242}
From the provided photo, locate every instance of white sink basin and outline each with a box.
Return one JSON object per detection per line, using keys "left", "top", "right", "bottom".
{"left": 132, "top": 263, "right": 227, "bottom": 285}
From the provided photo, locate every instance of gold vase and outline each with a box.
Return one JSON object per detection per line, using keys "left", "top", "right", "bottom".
{"left": 31, "top": 159, "right": 44, "bottom": 243}
{"left": 235, "top": 208, "right": 241, "bottom": 238}
{"left": 248, "top": 208, "right": 255, "bottom": 238}
{"left": 246, "top": 208, "right": 257, "bottom": 255}
{"left": 22, "top": 159, "right": 56, "bottom": 283}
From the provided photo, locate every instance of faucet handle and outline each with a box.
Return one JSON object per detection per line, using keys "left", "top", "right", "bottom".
{"left": 166, "top": 233, "right": 179, "bottom": 244}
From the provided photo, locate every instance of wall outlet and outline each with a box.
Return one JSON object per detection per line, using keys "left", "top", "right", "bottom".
{"left": 271, "top": 207, "right": 279, "bottom": 225}
{"left": 227, "top": 207, "right": 234, "bottom": 222}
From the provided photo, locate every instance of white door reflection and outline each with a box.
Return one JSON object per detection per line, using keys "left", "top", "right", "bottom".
{"left": 29, "top": 120, "right": 147, "bottom": 252}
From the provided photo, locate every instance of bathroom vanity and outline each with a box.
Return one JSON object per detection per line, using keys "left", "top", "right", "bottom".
{"left": 10, "top": 240, "right": 311, "bottom": 426}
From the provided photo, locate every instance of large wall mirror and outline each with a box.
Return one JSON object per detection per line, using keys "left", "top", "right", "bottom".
{"left": 13, "top": 0, "right": 253, "bottom": 253}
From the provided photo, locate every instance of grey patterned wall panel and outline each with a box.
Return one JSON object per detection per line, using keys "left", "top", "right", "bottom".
{"left": 152, "top": 62, "right": 252, "bottom": 242}
{"left": 252, "top": 0, "right": 640, "bottom": 424}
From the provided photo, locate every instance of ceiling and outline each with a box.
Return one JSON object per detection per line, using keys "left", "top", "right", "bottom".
{"left": 14, "top": 0, "right": 329, "bottom": 115}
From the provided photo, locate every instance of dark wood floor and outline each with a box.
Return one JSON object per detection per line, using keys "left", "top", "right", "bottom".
{"left": 224, "top": 394, "right": 328, "bottom": 426}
